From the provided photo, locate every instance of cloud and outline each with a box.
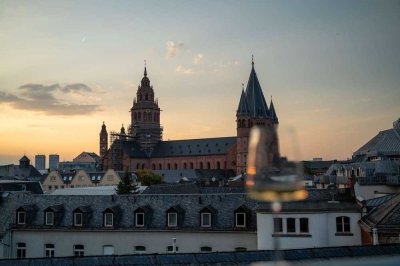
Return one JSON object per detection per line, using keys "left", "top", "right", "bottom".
{"left": 193, "top": 53, "right": 204, "bottom": 64}
{"left": 166, "top": 41, "right": 184, "bottom": 58}
{"left": 175, "top": 65, "right": 194, "bottom": 75}
{"left": 0, "top": 83, "right": 100, "bottom": 116}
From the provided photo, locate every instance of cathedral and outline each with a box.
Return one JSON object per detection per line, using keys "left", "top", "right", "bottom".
{"left": 100, "top": 58, "right": 279, "bottom": 175}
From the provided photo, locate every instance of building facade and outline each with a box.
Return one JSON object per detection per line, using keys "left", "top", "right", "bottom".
{"left": 34, "top": 155, "right": 46, "bottom": 171}
{"left": 48, "top": 154, "right": 59, "bottom": 170}
{"left": 101, "top": 58, "right": 279, "bottom": 175}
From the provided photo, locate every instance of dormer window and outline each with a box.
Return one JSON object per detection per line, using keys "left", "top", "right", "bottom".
{"left": 17, "top": 211, "right": 26, "bottom": 225}
{"left": 135, "top": 212, "right": 144, "bottom": 227}
{"left": 201, "top": 212, "right": 211, "bottom": 227}
{"left": 45, "top": 211, "right": 54, "bottom": 226}
{"left": 235, "top": 212, "right": 246, "bottom": 227}
{"left": 104, "top": 212, "right": 113, "bottom": 227}
{"left": 74, "top": 212, "right": 83, "bottom": 227}
{"left": 168, "top": 212, "right": 177, "bottom": 227}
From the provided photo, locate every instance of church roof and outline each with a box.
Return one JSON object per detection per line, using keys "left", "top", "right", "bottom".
{"left": 237, "top": 89, "right": 250, "bottom": 115}
{"left": 269, "top": 99, "right": 278, "bottom": 124}
{"left": 150, "top": 137, "right": 236, "bottom": 158}
{"left": 353, "top": 122, "right": 400, "bottom": 159}
{"left": 244, "top": 61, "right": 269, "bottom": 118}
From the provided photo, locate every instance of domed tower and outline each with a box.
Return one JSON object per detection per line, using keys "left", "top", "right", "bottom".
{"left": 99, "top": 122, "right": 108, "bottom": 158}
{"left": 236, "top": 57, "right": 279, "bottom": 174}
{"left": 130, "top": 64, "right": 162, "bottom": 154}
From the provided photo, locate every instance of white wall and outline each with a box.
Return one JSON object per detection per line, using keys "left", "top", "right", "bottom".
{"left": 12, "top": 230, "right": 257, "bottom": 258}
{"left": 257, "top": 212, "right": 361, "bottom": 250}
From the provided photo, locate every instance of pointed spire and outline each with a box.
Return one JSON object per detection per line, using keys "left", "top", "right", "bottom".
{"left": 237, "top": 84, "right": 250, "bottom": 115}
{"left": 269, "top": 97, "right": 279, "bottom": 124}
{"left": 144, "top": 60, "right": 147, "bottom": 77}
{"left": 244, "top": 56, "right": 269, "bottom": 118}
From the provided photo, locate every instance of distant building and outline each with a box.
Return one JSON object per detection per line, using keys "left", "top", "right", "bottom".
{"left": 34, "top": 155, "right": 46, "bottom": 171}
{"left": 101, "top": 58, "right": 280, "bottom": 175}
{"left": 0, "top": 155, "right": 42, "bottom": 181}
{"left": 73, "top": 152, "right": 101, "bottom": 164}
{"left": 48, "top": 154, "right": 59, "bottom": 170}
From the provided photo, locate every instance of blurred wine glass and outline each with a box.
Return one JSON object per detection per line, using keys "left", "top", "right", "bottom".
{"left": 246, "top": 125, "right": 307, "bottom": 202}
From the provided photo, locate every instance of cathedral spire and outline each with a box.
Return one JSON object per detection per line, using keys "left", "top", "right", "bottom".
{"left": 251, "top": 54, "right": 254, "bottom": 69}
{"left": 270, "top": 97, "right": 279, "bottom": 124}
{"left": 144, "top": 60, "right": 147, "bottom": 77}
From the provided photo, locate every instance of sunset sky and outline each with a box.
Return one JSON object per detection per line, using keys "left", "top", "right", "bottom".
{"left": 0, "top": 0, "right": 399, "bottom": 165}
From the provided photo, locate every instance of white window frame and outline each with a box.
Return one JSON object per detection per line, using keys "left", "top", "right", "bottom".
{"left": 286, "top": 217, "right": 296, "bottom": 233}
{"left": 45, "top": 243, "right": 55, "bottom": 258}
{"left": 167, "top": 245, "right": 179, "bottom": 253}
{"left": 74, "top": 212, "right": 83, "bottom": 227}
{"left": 235, "top": 212, "right": 246, "bottom": 227}
{"left": 104, "top": 212, "right": 113, "bottom": 227}
{"left": 17, "top": 211, "right": 26, "bottom": 225}
{"left": 135, "top": 212, "right": 145, "bottom": 227}
{"left": 336, "top": 216, "right": 351, "bottom": 233}
{"left": 201, "top": 212, "right": 211, "bottom": 227}
{"left": 299, "top": 217, "right": 309, "bottom": 233}
{"left": 273, "top": 217, "right": 283, "bottom": 233}
{"left": 45, "top": 211, "right": 54, "bottom": 226}
{"left": 16, "top": 242, "right": 26, "bottom": 258}
{"left": 73, "top": 244, "right": 84, "bottom": 257}
{"left": 167, "top": 212, "right": 178, "bottom": 227}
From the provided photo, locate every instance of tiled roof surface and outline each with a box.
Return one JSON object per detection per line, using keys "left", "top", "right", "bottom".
{"left": 361, "top": 193, "right": 400, "bottom": 230}
{"left": 142, "top": 183, "right": 246, "bottom": 194}
{"left": 366, "top": 194, "right": 397, "bottom": 207}
{"left": 244, "top": 65, "right": 269, "bottom": 118}
{"left": 353, "top": 128, "right": 400, "bottom": 158}
{"left": 151, "top": 137, "right": 236, "bottom": 157}
{"left": 0, "top": 180, "right": 43, "bottom": 194}
{"left": 1, "top": 244, "right": 399, "bottom": 265}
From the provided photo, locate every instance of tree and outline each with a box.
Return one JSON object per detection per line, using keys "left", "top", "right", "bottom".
{"left": 116, "top": 172, "right": 138, "bottom": 194}
{"left": 136, "top": 169, "right": 163, "bottom": 186}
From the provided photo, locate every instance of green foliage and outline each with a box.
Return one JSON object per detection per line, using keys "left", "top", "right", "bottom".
{"left": 116, "top": 172, "right": 138, "bottom": 194}
{"left": 136, "top": 169, "right": 163, "bottom": 186}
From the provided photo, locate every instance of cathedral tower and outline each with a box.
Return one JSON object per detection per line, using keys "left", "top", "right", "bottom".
{"left": 99, "top": 122, "right": 108, "bottom": 158}
{"left": 130, "top": 65, "right": 163, "bottom": 154}
{"left": 236, "top": 57, "right": 279, "bottom": 174}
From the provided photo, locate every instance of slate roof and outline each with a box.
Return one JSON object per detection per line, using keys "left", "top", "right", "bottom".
{"left": 360, "top": 193, "right": 400, "bottom": 232}
{"left": 237, "top": 89, "right": 250, "bottom": 115}
{"left": 269, "top": 99, "right": 278, "bottom": 124}
{"left": 142, "top": 183, "right": 246, "bottom": 194}
{"left": 1, "top": 244, "right": 399, "bottom": 265}
{"left": 0, "top": 180, "right": 43, "bottom": 194}
{"left": 119, "top": 140, "right": 148, "bottom": 158}
{"left": 365, "top": 194, "right": 397, "bottom": 207}
{"left": 353, "top": 124, "right": 400, "bottom": 159}
{"left": 244, "top": 63, "right": 269, "bottom": 118}
{"left": 151, "top": 137, "right": 236, "bottom": 158}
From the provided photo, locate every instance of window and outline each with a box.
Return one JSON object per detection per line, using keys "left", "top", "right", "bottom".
{"left": 336, "top": 216, "right": 351, "bottom": 233}
{"left": 168, "top": 212, "right": 177, "bottom": 227}
{"left": 200, "top": 246, "right": 212, "bottom": 252}
{"left": 300, "top": 218, "right": 309, "bottom": 233}
{"left": 135, "top": 212, "right": 145, "bottom": 227}
{"left": 103, "top": 245, "right": 114, "bottom": 255}
{"left": 16, "top": 243, "right": 26, "bottom": 258}
{"left": 74, "top": 212, "right": 83, "bottom": 226}
{"left": 201, "top": 212, "right": 211, "bottom": 227}
{"left": 45, "top": 211, "right": 54, "bottom": 225}
{"left": 273, "top": 218, "right": 283, "bottom": 233}
{"left": 45, "top": 244, "right": 55, "bottom": 258}
{"left": 134, "top": 246, "right": 146, "bottom": 254}
{"left": 167, "top": 245, "right": 179, "bottom": 253}
{"left": 287, "top": 218, "right": 296, "bottom": 233}
{"left": 104, "top": 212, "right": 113, "bottom": 227}
{"left": 17, "top": 211, "right": 26, "bottom": 225}
{"left": 74, "top": 244, "right": 84, "bottom": 257}
{"left": 235, "top": 212, "right": 246, "bottom": 227}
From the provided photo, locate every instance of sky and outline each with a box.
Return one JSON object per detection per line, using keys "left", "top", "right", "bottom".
{"left": 0, "top": 0, "right": 399, "bottom": 165}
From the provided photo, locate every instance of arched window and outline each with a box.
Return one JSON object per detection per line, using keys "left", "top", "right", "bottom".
{"left": 216, "top": 162, "right": 221, "bottom": 169}
{"left": 183, "top": 163, "right": 187, "bottom": 169}
{"left": 207, "top": 162, "right": 211, "bottom": 169}
{"left": 134, "top": 112, "right": 137, "bottom": 120}
{"left": 142, "top": 163, "right": 145, "bottom": 169}
{"left": 138, "top": 112, "right": 141, "bottom": 121}
{"left": 174, "top": 163, "right": 178, "bottom": 170}
{"left": 190, "top": 162, "right": 194, "bottom": 169}
{"left": 242, "top": 119, "right": 246, "bottom": 127}
{"left": 154, "top": 113, "right": 157, "bottom": 122}
{"left": 152, "top": 164, "right": 156, "bottom": 170}
{"left": 167, "top": 163, "right": 171, "bottom": 170}
{"left": 159, "top": 164, "right": 162, "bottom": 170}
{"left": 136, "top": 163, "right": 140, "bottom": 170}
{"left": 145, "top": 93, "right": 148, "bottom": 100}
{"left": 143, "top": 112, "right": 147, "bottom": 121}
{"left": 200, "top": 162, "right": 203, "bottom": 169}
{"left": 148, "top": 112, "right": 152, "bottom": 121}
